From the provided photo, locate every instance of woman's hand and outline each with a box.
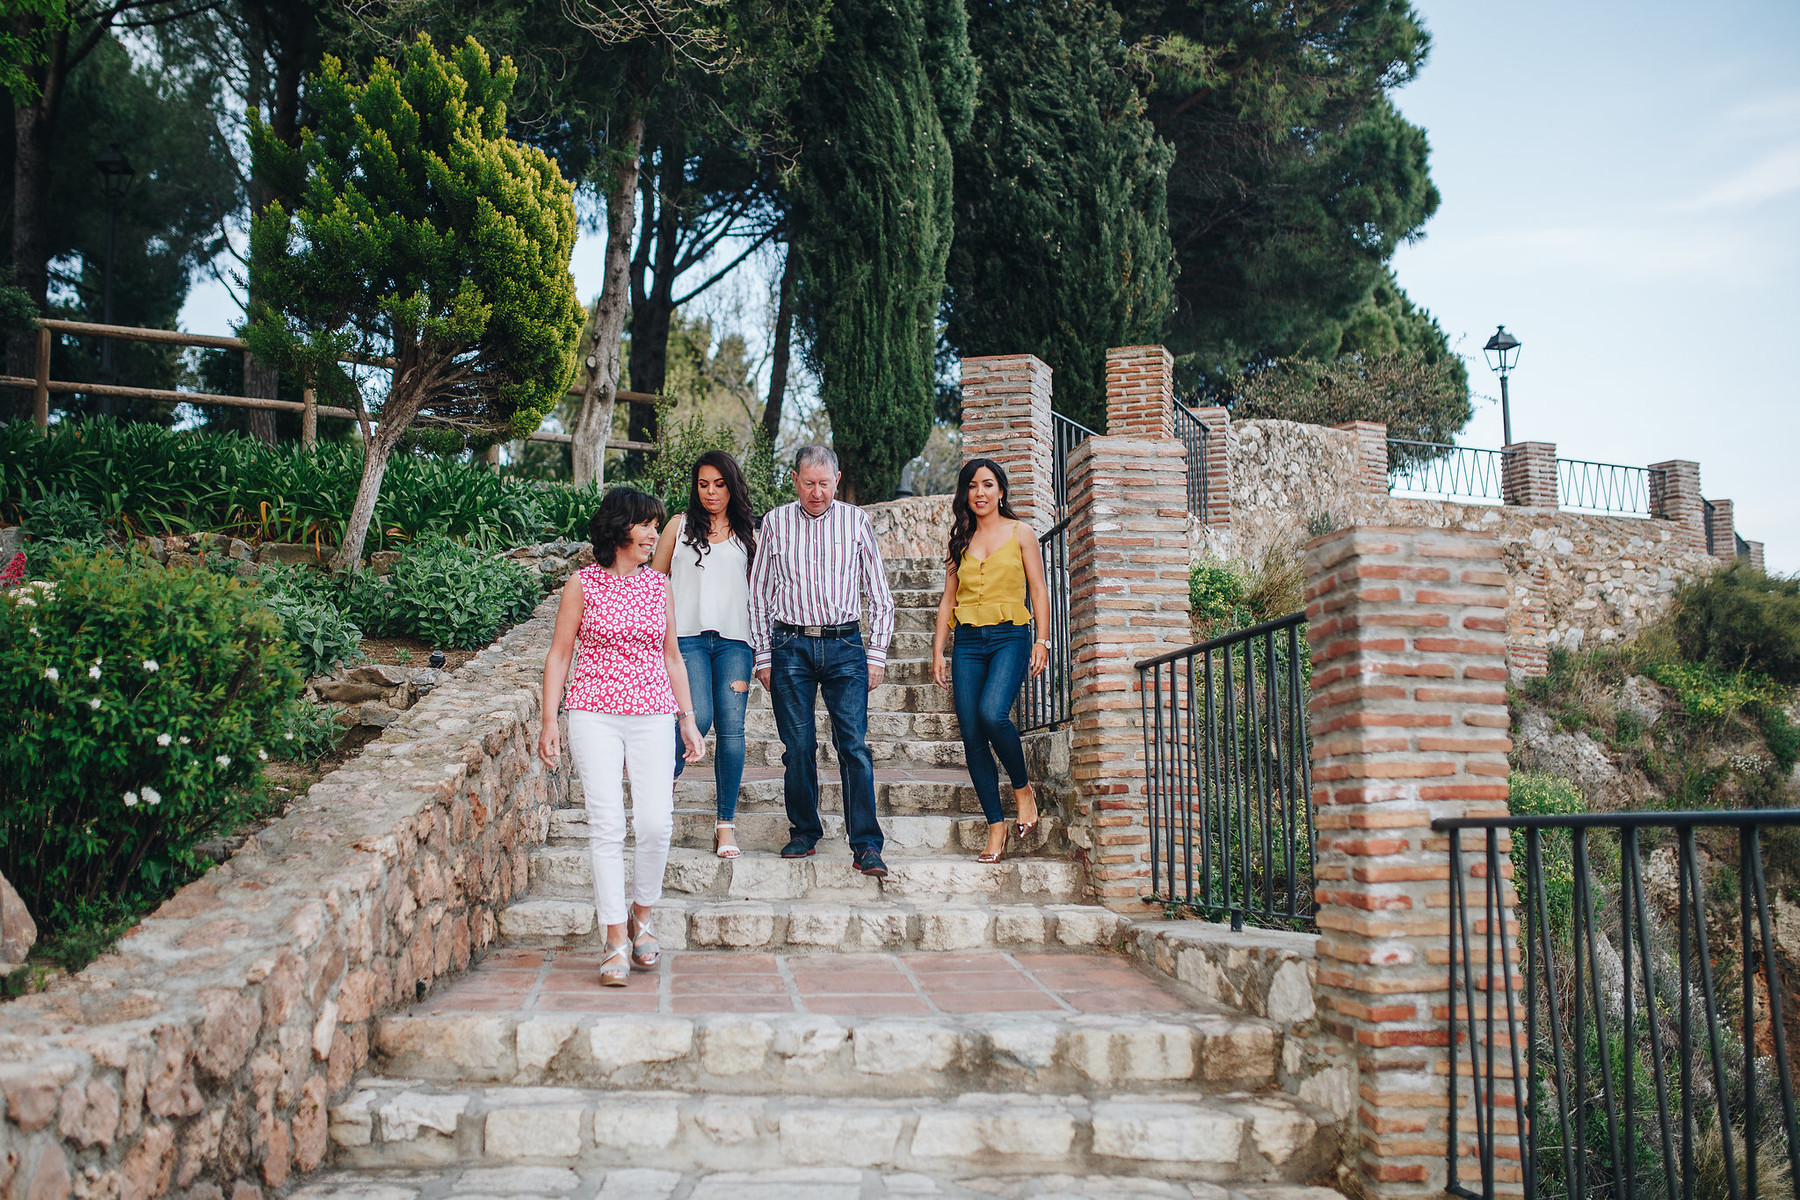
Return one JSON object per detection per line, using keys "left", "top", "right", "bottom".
{"left": 679, "top": 714, "right": 706, "bottom": 763}
{"left": 1029, "top": 639, "right": 1049, "bottom": 680}
{"left": 538, "top": 719, "right": 560, "bottom": 766}
{"left": 932, "top": 652, "right": 951, "bottom": 691}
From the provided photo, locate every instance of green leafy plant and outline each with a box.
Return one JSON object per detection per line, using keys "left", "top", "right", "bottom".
{"left": 1643, "top": 660, "right": 1783, "bottom": 723}
{"left": 367, "top": 536, "right": 540, "bottom": 649}
{"left": 265, "top": 591, "right": 363, "bottom": 677}
{"left": 271, "top": 697, "right": 342, "bottom": 763}
{"left": 1190, "top": 561, "right": 1249, "bottom": 638}
{"left": 20, "top": 488, "right": 106, "bottom": 543}
{"left": 0, "top": 549, "right": 301, "bottom": 940}
{"left": 1507, "top": 771, "right": 1585, "bottom": 931}
{"left": 1671, "top": 562, "right": 1800, "bottom": 686}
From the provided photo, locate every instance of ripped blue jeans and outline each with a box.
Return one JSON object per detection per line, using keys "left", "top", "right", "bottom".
{"left": 676, "top": 632, "right": 753, "bottom": 822}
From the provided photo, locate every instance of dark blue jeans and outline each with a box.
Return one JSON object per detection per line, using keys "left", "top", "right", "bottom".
{"left": 678, "top": 632, "right": 753, "bottom": 822}
{"left": 769, "top": 627, "right": 883, "bottom": 855}
{"left": 951, "top": 622, "right": 1033, "bottom": 824}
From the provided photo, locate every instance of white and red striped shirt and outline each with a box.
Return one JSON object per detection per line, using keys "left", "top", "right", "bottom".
{"left": 749, "top": 500, "right": 895, "bottom": 671}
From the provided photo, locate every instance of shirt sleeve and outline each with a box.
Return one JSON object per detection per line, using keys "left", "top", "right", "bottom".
{"left": 748, "top": 508, "right": 777, "bottom": 671}
{"left": 858, "top": 512, "right": 895, "bottom": 668}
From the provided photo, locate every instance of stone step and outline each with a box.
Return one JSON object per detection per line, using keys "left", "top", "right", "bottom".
{"left": 372, "top": 1008, "right": 1283, "bottom": 1097}
{"left": 550, "top": 806, "right": 1065, "bottom": 857}
{"left": 518, "top": 847, "right": 1088, "bottom": 908}
{"left": 498, "top": 899, "right": 1124, "bottom": 954}
{"left": 603, "top": 771, "right": 994, "bottom": 817}
{"left": 329, "top": 1082, "right": 1336, "bottom": 1182}
{"left": 735, "top": 707, "right": 964, "bottom": 742}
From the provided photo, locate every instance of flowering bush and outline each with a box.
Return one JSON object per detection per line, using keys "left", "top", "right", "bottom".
{"left": 0, "top": 549, "right": 302, "bottom": 933}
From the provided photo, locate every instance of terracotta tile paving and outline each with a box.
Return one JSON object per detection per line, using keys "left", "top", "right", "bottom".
{"left": 415, "top": 946, "right": 1196, "bottom": 1017}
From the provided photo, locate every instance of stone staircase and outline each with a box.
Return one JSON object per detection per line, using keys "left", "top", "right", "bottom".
{"left": 313, "top": 557, "right": 1343, "bottom": 1198}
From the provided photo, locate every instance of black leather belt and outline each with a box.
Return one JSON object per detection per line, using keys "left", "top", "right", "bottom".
{"left": 775, "top": 621, "right": 859, "bottom": 638}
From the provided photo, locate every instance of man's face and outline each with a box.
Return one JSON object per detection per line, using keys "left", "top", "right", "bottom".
{"left": 796, "top": 462, "right": 839, "bottom": 516}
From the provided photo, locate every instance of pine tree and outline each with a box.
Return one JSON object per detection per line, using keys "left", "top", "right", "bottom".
{"left": 787, "top": 0, "right": 975, "bottom": 502}
{"left": 945, "top": 0, "right": 1175, "bottom": 433}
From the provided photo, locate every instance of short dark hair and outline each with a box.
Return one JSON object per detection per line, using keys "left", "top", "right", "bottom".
{"left": 588, "top": 486, "right": 667, "bottom": 566}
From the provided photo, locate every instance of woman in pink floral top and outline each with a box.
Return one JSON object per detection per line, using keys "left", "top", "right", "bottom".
{"left": 540, "top": 488, "right": 705, "bottom": 987}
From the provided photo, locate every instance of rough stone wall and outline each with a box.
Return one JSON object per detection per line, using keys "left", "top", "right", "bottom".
{"left": 0, "top": 608, "right": 567, "bottom": 1199}
{"left": 1191, "top": 419, "right": 1382, "bottom": 563}
{"left": 862, "top": 495, "right": 953, "bottom": 563}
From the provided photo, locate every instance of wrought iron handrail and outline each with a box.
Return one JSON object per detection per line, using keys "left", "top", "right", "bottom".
{"left": 1436, "top": 810, "right": 1800, "bottom": 1200}
{"left": 1705, "top": 498, "right": 1719, "bottom": 556}
{"left": 1557, "top": 457, "right": 1657, "bottom": 517}
{"left": 1018, "top": 515, "right": 1073, "bottom": 732}
{"left": 1051, "top": 411, "right": 1098, "bottom": 521}
{"left": 1173, "top": 403, "right": 1210, "bottom": 522}
{"left": 1135, "top": 611, "right": 1313, "bottom": 930}
{"left": 1387, "top": 440, "right": 1510, "bottom": 505}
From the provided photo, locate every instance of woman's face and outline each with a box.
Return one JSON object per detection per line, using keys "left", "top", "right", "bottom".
{"left": 696, "top": 464, "right": 729, "bottom": 516}
{"left": 966, "top": 466, "right": 1002, "bottom": 518}
{"left": 618, "top": 520, "right": 660, "bottom": 567}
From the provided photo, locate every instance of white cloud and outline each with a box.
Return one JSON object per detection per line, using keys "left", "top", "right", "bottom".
{"left": 1680, "top": 144, "right": 1800, "bottom": 211}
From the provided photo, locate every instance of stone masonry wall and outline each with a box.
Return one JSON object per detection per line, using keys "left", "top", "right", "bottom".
{"left": 862, "top": 495, "right": 953, "bottom": 564}
{"left": 0, "top": 607, "right": 568, "bottom": 1200}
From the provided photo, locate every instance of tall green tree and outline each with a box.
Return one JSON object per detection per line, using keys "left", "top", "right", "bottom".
{"left": 246, "top": 35, "right": 583, "bottom": 571}
{"left": 944, "top": 0, "right": 1174, "bottom": 433}
{"left": 788, "top": 0, "right": 975, "bottom": 502}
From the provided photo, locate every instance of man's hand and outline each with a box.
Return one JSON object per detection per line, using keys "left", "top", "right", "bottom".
{"left": 756, "top": 667, "right": 771, "bottom": 691}
{"left": 867, "top": 663, "right": 885, "bottom": 691}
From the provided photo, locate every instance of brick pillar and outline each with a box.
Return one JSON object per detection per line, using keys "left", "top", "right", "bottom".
{"left": 1746, "top": 540, "right": 1766, "bottom": 572}
{"left": 1188, "top": 404, "right": 1233, "bottom": 531}
{"left": 1066, "top": 435, "right": 1190, "bottom": 911}
{"left": 1649, "top": 459, "right": 1706, "bottom": 555}
{"left": 1104, "top": 345, "right": 1174, "bottom": 439}
{"left": 1704, "top": 498, "right": 1736, "bottom": 560}
{"left": 1507, "top": 563, "right": 1550, "bottom": 679}
{"left": 959, "top": 354, "right": 1056, "bottom": 531}
{"left": 1304, "top": 526, "right": 1519, "bottom": 1199}
{"left": 1335, "top": 421, "right": 1390, "bottom": 498}
{"left": 1500, "top": 441, "right": 1557, "bottom": 508}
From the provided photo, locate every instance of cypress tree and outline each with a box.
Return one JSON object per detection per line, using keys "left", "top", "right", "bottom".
{"left": 945, "top": 0, "right": 1175, "bottom": 433}
{"left": 788, "top": 0, "right": 975, "bottom": 502}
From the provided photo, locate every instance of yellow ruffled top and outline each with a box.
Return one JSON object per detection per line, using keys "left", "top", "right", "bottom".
{"left": 954, "top": 527, "right": 1032, "bottom": 627}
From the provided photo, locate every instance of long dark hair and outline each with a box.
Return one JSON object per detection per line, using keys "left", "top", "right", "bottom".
{"left": 947, "top": 458, "right": 1018, "bottom": 568}
{"left": 590, "top": 487, "right": 668, "bottom": 567}
{"left": 682, "top": 449, "right": 757, "bottom": 575}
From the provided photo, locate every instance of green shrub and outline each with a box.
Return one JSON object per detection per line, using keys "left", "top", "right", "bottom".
{"left": 1508, "top": 771, "right": 1586, "bottom": 930}
{"left": 265, "top": 592, "right": 363, "bottom": 677}
{"left": 1190, "top": 561, "right": 1249, "bottom": 636}
{"left": 0, "top": 550, "right": 301, "bottom": 935}
{"left": 1643, "top": 659, "right": 1783, "bottom": 723}
{"left": 1671, "top": 563, "right": 1800, "bottom": 685}
{"left": 362, "top": 536, "right": 540, "bottom": 649}
{"left": 271, "top": 697, "right": 342, "bottom": 762}
{"left": 21, "top": 489, "right": 106, "bottom": 542}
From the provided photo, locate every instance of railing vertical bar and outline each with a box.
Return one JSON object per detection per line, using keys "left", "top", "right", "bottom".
{"left": 1574, "top": 828, "right": 1590, "bottom": 1200}
{"left": 1483, "top": 827, "right": 1498, "bottom": 1199}
{"left": 1574, "top": 831, "right": 1627, "bottom": 1189}
{"left": 1528, "top": 831, "right": 1579, "bottom": 1198}
{"left": 1274, "top": 625, "right": 1296, "bottom": 918}
{"left": 1742, "top": 826, "right": 1757, "bottom": 1200}
{"left": 1221, "top": 640, "right": 1241, "bottom": 929}
{"left": 1626, "top": 839, "right": 1682, "bottom": 1200}
{"left": 1258, "top": 631, "right": 1276, "bottom": 916}
{"left": 1182, "top": 657, "right": 1198, "bottom": 903}
{"left": 1202, "top": 649, "right": 1217, "bottom": 913}
{"left": 1491, "top": 827, "right": 1527, "bottom": 1200}
{"left": 1749, "top": 828, "right": 1800, "bottom": 1187}
{"left": 1678, "top": 828, "right": 1695, "bottom": 1200}
{"left": 1622, "top": 827, "right": 1637, "bottom": 1200}
{"left": 1682, "top": 827, "right": 1740, "bottom": 1199}
{"left": 1447, "top": 830, "right": 1464, "bottom": 1196}
{"left": 1142, "top": 662, "right": 1159, "bottom": 898}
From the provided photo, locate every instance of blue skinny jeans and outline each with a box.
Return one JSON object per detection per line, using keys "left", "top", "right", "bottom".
{"left": 951, "top": 622, "right": 1033, "bottom": 825}
{"left": 676, "top": 632, "right": 753, "bottom": 822}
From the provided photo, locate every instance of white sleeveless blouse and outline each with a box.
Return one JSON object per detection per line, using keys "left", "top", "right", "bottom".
{"left": 669, "top": 532, "right": 752, "bottom": 643}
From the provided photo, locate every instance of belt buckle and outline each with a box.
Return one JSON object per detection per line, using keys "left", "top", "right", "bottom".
{"left": 803, "top": 625, "right": 824, "bottom": 638}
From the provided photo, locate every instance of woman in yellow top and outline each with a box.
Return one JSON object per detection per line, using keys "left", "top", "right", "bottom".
{"left": 931, "top": 458, "right": 1052, "bottom": 863}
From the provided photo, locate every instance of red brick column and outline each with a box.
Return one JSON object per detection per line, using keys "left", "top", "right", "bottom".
{"left": 1746, "top": 540, "right": 1766, "bottom": 572}
{"left": 1336, "top": 421, "right": 1390, "bottom": 498}
{"left": 1501, "top": 441, "right": 1558, "bottom": 509}
{"left": 1649, "top": 459, "right": 1706, "bottom": 555}
{"left": 1304, "top": 526, "right": 1519, "bottom": 1199}
{"left": 1104, "top": 345, "right": 1174, "bottom": 439}
{"left": 959, "top": 354, "right": 1055, "bottom": 530}
{"left": 1705, "top": 497, "right": 1736, "bottom": 560}
{"left": 1188, "top": 404, "right": 1233, "bottom": 531}
{"left": 1065, "top": 435, "right": 1191, "bottom": 911}
{"left": 1507, "top": 563, "right": 1550, "bottom": 679}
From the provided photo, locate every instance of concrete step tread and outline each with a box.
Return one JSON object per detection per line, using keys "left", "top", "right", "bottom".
{"left": 329, "top": 1081, "right": 1337, "bottom": 1181}
{"left": 294, "top": 1165, "right": 1344, "bottom": 1200}
{"left": 551, "top": 808, "right": 1066, "bottom": 856}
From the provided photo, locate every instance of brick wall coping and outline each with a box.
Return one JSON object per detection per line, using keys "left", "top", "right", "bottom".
{"left": 0, "top": 604, "right": 565, "bottom": 1199}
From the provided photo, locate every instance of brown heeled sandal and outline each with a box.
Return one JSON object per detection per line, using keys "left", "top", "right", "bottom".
{"left": 1013, "top": 785, "right": 1039, "bottom": 841}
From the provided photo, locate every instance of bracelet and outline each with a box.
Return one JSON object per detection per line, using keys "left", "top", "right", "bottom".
{"left": 1035, "top": 638, "right": 1050, "bottom": 649}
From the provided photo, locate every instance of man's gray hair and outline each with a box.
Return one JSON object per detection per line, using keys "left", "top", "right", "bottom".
{"left": 794, "top": 444, "right": 839, "bottom": 474}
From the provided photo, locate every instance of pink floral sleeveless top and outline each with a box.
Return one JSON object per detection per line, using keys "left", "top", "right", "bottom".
{"left": 563, "top": 564, "right": 679, "bottom": 715}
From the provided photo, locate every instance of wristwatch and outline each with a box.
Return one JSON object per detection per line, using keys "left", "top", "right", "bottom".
{"left": 1035, "top": 638, "right": 1050, "bottom": 649}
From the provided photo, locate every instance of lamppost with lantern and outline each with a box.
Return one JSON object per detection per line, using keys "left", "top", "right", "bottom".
{"left": 93, "top": 146, "right": 136, "bottom": 406}
{"left": 1483, "top": 325, "right": 1521, "bottom": 447}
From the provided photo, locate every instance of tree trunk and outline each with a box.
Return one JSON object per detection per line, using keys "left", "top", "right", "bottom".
{"left": 624, "top": 138, "right": 683, "bottom": 470}
{"left": 762, "top": 243, "right": 796, "bottom": 446}
{"left": 244, "top": 350, "right": 279, "bottom": 445}
{"left": 330, "top": 434, "right": 394, "bottom": 574}
{"left": 571, "top": 105, "right": 647, "bottom": 487}
{"left": 7, "top": 28, "right": 67, "bottom": 416}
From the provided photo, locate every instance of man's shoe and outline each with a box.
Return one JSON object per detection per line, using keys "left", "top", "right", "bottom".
{"left": 780, "top": 838, "right": 817, "bottom": 859}
{"left": 855, "top": 849, "right": 889, "bottom": 879}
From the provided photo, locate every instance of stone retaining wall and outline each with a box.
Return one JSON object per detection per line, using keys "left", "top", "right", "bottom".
{"left": 0, "top": 607, "right": 568, "bottom": 1200}
{"left": 862, "top": 495, "right": 953, "bottom": 563}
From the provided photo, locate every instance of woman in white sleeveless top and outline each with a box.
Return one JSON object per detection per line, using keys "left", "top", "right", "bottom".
{"left": 652, "top": 450, "right": 757, "bottom": 858}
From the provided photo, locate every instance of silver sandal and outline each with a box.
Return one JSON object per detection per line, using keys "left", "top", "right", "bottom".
{"left": 599, "top": 940, "right": 630, "bottom": 987}
{"left": 627, "top": 910, "right": 660, "bottom": 970}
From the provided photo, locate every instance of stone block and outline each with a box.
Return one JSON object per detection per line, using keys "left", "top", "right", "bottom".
{"left": 376, "top": 1091, "right": 467, "bottom": 1142}
{"left": 1, "top": 869, "right": 37, "bottom": 964}
{"left": 851, "top": 1024, "right": 960, "bottom": 1076}
{"left": 1065, "top": 1024, "right": 1197, "bottom": 1084}
{"left": 588, "top": 1020, "right": 694, "bottom": 1072}
{"left": 698, "top": 1020, "right": 773, "bottom": 1076}
{"left": 917, "top": 909, "right": 987, "bottom": 951}
{"left": 688, "top": 903, "right": 775, "bottom": 948}
{"left": 591, "top": 1100, "right": 679, "bottom": 1151}
{"left": 778, "top": 1108, "right": 905, "bottom": 1166}
{"left": 1089, "top": 1102, "right": 1243, "bottom": 1164}
{"left": 516, "top": 1019, "right": 579, "bottom": 1075}
{"left": 456, "top": 1166, "right": 581, "bottom": 1194}
{"left": 785, "top": 905, "right": 851, "bottom": 947}
{"left": 911, "top": 1104, "right": 1076, "bottom": 1159}
{"left": 484, "top": 1105, "right": 584, "bottom": 1158}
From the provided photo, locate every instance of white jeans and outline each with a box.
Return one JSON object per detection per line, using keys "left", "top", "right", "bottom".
{"left": 565, "top": 711, "right": 676, "bottom": 928}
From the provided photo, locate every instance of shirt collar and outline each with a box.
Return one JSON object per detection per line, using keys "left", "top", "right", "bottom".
{"left": 797, "top": 499, "right": 835, "bottom": 522}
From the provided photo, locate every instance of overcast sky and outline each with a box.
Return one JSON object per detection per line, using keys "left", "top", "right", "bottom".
{"left": 1390, "top": 0, "right": 1799, "bottom": 571}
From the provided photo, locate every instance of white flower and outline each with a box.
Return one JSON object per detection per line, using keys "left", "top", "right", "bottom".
{"left": 283, "top": 732, "right": 295, "bottom": 741}
{"left": 215, "top": 755, "right": 231, "bottom": 768}
{"left": 122, "top": 791, "right": 139, "bottom": 807}
{"left": 88, "top": 664, "right": 102, "bottom": 680}
{"left": 28, "top": 626, "right": 39, "bottom": 636}
{"left": 179, "top": 736, "right": 191, "bottom": 745}
{"left": 142, "top": 659, "right": 160, "bottom": 673}
{"left": 43, "top": 666, "right": 58, "bottom": 682}
{"left": 257, "top": 749, "right": 268, "bottom": 761}
{"left": 88, "top": 698, "right": 102, "bottom": 710}
{"left": 141, "top": 786, "right": 161, "bottom": 807}
{"left": 157, "top": 733, "right": 172, "bottom": 747}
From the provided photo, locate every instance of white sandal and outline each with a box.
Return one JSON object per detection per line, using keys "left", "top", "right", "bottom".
{"left": 627, "top": 910, "right": 660, "bottom": 970}
{"left": 714, "top": 821, "right": 741, "bottom": 860}
{"left": 599, "top": 940, "right": 630, "bottom": 987}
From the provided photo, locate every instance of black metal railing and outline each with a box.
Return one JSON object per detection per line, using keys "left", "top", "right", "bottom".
{"left": 1018, "top": 515, "right": 1073, "bottom": 732}
{"left": 1051, "top": 411, "right": 1098, "bottom": 520}
{"left": 1558, "top": 458, "right": 1657, "bottom": 517}
{"left": 1438, "top": 811, "right": 1800, "bottom": 1200}
{"left": 1705, "top": 499, "right": 1719, "bottom": 557}
{"left": 1136, "top": 612, "right": 1314, "bottom": 930}
{"left": 1736, "top": 533, "right": 1752, "bottom": 562}
{"left": 1174, "top": 403, "right": 1210, "bottom": 522}
{"left": 1388, "top": 440, "right": 1510, "bottom": 505}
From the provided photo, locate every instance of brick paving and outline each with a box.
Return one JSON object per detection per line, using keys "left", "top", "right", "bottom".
{"left": 414, "top": 948, "right": 1193, "bottom": 1018}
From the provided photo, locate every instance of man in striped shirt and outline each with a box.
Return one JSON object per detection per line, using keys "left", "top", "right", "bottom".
{"left": 750, "top": 445, "right": 896, "bottom": 876}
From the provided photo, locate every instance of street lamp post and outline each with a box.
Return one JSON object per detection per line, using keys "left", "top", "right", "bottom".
{"left": 93, "top": 146, "right": 136, "bottom": 411}
{"left": 1482, "top": 325, "right": 1522, "bottom": 447}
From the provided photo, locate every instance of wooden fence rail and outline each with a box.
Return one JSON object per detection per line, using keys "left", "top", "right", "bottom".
{"left": 8, "top": 318, "right": 655, "bottom": 453}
